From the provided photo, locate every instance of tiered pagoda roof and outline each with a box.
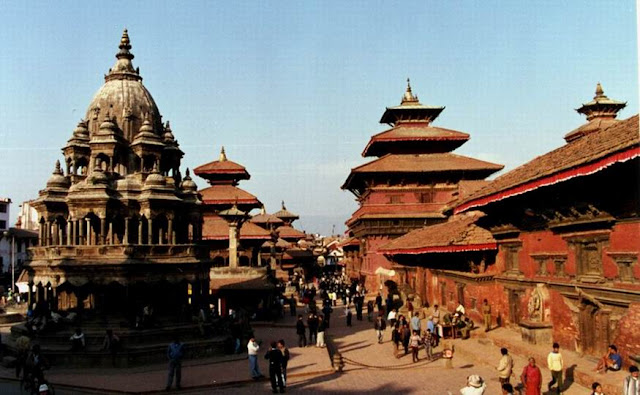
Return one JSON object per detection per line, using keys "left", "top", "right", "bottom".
{"left": 273, "top": 201, "right": 299, "bottom": 224}
{"left": 194, "top": 147, "right": 262, "bottom": 212}
{"left": 193, "top": 147, "right": 250, "bottom": 186}
{"left": 250, "top": 207, "right": 285, "bottom": 227}
{"left": 343, "top": 80, "right": 503, "bottom": 199}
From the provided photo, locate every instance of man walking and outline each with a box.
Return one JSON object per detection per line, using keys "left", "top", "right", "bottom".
{"left": 247, "top": 337, "right": 263, "bottom": 380}
{"left": 265, "top": 341, "right": 285, "bottom": 393}
{"left": 623, "top": 366, "right": 639, "bottom": 395}
{"left": 422, "top": 328, "right": 434, "bottom": 361}
{"left": 308, "top": 313, "right": 318, "bottom": 345}
{"left": 296, "top": 315, "right": 306, "bottom": 347}
{"left": 277, "top": 339, "right": 290, "bottom": 390}
{"left": 374, "top": 315, "right": 386, "bottom": 343}
{"left": 547, "top": 342, "right": 564, "bottom": 394}
{"left": 497, "top": 347, "right": 514, "bottom": 385}
{"left": 166, "top": 335, "right": 184, "bottom": 390}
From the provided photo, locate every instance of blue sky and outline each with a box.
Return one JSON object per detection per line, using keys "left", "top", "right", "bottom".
{"left": 0, "top": 1, "right": 637, "bottom": 235}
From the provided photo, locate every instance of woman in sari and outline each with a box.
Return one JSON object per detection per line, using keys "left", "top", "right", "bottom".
{"left": 520, "top": 357, "right": 542, "bottom": 395}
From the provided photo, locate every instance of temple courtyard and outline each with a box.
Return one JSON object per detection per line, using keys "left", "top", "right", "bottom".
{"left": 0, "top": 300, "right": 611, "bottom": 394}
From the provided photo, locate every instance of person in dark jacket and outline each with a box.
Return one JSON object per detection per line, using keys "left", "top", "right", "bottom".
{"left": 401, "top": 323, "right": 411, "bottom": 355}
{"left": 307, "top": 313, "right": 318, "bottom": 345}
{"left": 295, "top": 315, "right": 306, "bottom": 347}
{"left": 166, "top": 336, "right": 184, "bottom": 390}
{"left": 265, "top": 342, "right": 285, "bottom": 393}
{"left": 278, "top": 339, "right": 290, "bottom": 388}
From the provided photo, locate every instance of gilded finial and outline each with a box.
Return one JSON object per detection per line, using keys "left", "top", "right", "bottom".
{"left": 219, "top": 146, "right": 227, "bottom": 162}
{"left": 595, "top": 82, "right": 604, "bottom": 98}
{"left": 282, "top": 200, "right": 286, "bottom": 210}
{"left": 185, "top": 168, "right": 191, "bottom": 178}
{"left": 402, "top": 78, "right": 418, "bottom": 104}
{"left": 120, "top": 29, "right": 131, "bottom": 50}
{"left": 54, "top": 160, "right": 63, "bottom": 175}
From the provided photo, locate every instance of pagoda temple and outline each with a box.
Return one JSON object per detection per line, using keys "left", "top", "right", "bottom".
{"left": 24, "top": 30, "right": 208, "bottom": 318}
{"left": 382, "top": 84, "right": 639, "bottom": 373}
{"left": 194, "top": 147, "right": 275, "bottom": 316}
{"left": 342, "top": 80, "right": 503, "bottom": 293}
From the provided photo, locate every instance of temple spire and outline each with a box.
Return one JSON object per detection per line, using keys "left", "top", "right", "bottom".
{"left": 54, "top": 160, "right": 63, "bottom": 175}
{"left": 576, "top": 82, "right": 626, "bottom": 122}
{"left": 106, "top": 28, "right": 140, "bottom": 81}
{"left": 401, "top": 78, "right": 419, "bottom": 104}
{"left": 219, "top": 146, "right": 227, "bottom": 162}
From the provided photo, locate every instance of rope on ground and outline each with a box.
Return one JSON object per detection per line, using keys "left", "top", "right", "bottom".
{"left": 341, "top": 355, "right": 441, "bottom": 370}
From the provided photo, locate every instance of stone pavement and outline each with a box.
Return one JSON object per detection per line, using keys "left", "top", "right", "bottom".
{"left": 0, "top": 301, "right": 606, "bottom": 394}
{"left": 0, "top": 312, "right": 333, "bottom": 394}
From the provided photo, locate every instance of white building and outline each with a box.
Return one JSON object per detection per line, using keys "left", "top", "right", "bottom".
{"left": 0, "top": 198, "right": 10, "bottom": 231}
{"left": 16, "top": 200, "right": 39, "bottom": 231}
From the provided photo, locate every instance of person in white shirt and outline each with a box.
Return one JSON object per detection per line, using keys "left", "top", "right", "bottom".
{"left": 623, "top": 366, "right": 639, "bottom": 395}
{"left": 387, "top": 309, "right": 397, "bottom": 327}
{"left": 547, "top": 342, "right": 564, "bottom": 394}
{"left": 247, "top": 337, "right": 263, "bottom": 379}
{"left": 455, "top": 302, "right": 466, "bottom": 316}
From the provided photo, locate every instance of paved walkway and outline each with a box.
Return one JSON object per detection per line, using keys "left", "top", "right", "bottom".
{"left": 0, "top": 300, "right": 611, "bottom": 394}
{"left": 0, "top": 312, "right": 333, "bottom": 394}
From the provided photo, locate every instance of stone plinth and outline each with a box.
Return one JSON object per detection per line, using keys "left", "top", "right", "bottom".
{"left": 519, "top": 320, "right": 553, "bottom": 345}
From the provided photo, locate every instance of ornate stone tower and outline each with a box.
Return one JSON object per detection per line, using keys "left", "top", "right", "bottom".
{"left": 26, "top": 30, "right": 207, "bottom": 316}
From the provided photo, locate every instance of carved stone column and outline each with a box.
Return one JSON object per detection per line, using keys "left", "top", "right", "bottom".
{"left": 138, "top": 219, "right": 143, "bottom": 244}
{"left": 66, "top": 220, "right": 72, "bottom": 246}
{"left": 228, "top": 222, "right": 238, "bottom": 269}
{"left": 124, "top": 217, "right": 130, "bottom": 245}
{"left": 168, "top": 219, "right": 173, "bottom": 245}
{"left": 147, "top": 218, "right": 153, "bottom": 245}
{"left": 100, "top": 217, "right": 106, "bottom": 245}
{"left": 85, "top": 218, "right": 91, "bottom": 246}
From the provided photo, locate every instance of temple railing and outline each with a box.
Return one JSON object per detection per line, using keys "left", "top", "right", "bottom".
{"left": 29, "top": 244, "right": 205, "bottom": 260}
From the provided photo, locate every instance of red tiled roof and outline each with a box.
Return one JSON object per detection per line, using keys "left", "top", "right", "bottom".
{"left": 379, "top": 212, "right": 496, "bottom": 255}
{"left": 351, "top": 153, "right": 503, "bottom": 173}
{"left": 456, "top": 115, "right": 639, "bottom": 213}
{"left": 251, "top": 213, "right": 284, "bottom": 225}
{"left": 193, "top": 159, "right": 249, "bottom": 177}
{"left": 362, "top": 123, "right": 469, "bottom": 156}
{"left": 202, "top": 214, "right": 271, "bottom": 241}
{"left": 199, "top": 185, "right": 261, "bottom": 206}
{"left": 342, "top": 153, "right": 503, "bottom": 191}
{"left": 276, "top": 225, "right": 306, "bottom": 240}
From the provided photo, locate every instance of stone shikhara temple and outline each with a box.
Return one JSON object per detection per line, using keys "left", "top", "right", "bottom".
{"left": 24, "top": 30, "right": 209, "bottom": 317}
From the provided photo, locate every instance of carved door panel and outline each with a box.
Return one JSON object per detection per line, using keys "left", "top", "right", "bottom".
{"left": 579, "top": 302, "right": 598, "bottom": 356}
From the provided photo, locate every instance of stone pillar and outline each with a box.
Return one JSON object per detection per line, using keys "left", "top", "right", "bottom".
{"left": 66, "top": 220, "right": 72, "bottom": 245}
{"left": 188, "top": 224, "right": 193, "bottom": 242}
{"left": 147, "top": 218, "right": 153, "bottom": 245}
{"left": 58, "top": 225, "right": 64, "bottom": 246}
{"left": 168, "top": 219, "right": 173, "bottom": 245}
{"left": 138, "top": 219, "right": 143, "bottom": 244}
{"left": 100, "top": 217, "right": 106, "bottom": 245}
{"left": 85, "top": 218, "right": 91, "bottom": 246}
{"left": 79, "top": 219, "right": 84, "bottom": 245}
{"left": 108, "top": 221, "right": 113, "bottom": 244}
{"left": 50, "top": 223, "right": 55, "bottom": 245}
{"left": 228, "top": 222, "right": 238, "bottom": 269}
{"left": 124, "top": 217, "right": 130, "bottom": 245}
{"left": 159, "top": 228, "right": 164, "bottom": 245}
{"left": 38, "top": 226, "right": 43, "bottom": 246}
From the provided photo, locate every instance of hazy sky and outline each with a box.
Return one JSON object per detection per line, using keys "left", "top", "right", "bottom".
{"left": 0, "top": 1, "right": 637, "bottom": 235}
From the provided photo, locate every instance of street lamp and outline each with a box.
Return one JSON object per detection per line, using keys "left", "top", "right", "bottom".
{"left": 3, "top": 230, "right": 15, "bottom": 295}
